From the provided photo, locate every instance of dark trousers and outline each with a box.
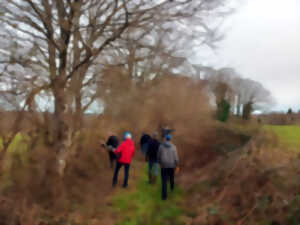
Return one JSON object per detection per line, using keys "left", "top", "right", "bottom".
{"left": 113, "top": 162, "right": 130, "bottom": 188}
{"left": 108, "top": 151, "right": 116, "bottom": 168}
{"left": 161, "top": 168, "right": 175, "bottom": 200}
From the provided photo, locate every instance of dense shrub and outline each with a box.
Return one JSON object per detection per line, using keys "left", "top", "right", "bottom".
{"left": 217, "top": 99, "right": 231, "bottom": 122}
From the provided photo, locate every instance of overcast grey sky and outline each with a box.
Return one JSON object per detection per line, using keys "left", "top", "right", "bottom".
{"left": 194, "top": 0, "right": 300, "bottom": 112}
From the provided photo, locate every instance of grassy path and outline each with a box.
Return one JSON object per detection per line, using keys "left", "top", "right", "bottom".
{"left": 107, "top": 161, "right": 185, "bottom": 225}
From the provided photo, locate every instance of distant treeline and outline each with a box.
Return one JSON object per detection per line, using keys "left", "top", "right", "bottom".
{"left": 257, "top": 111, "right": 300, "bottom": 125}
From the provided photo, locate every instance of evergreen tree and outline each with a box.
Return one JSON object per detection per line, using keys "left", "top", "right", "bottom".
{"left": 287, "top": 108, "right": 293, "bottom": 114}
{"left": 217, "top": 99, "right": 231, "bottom": 122}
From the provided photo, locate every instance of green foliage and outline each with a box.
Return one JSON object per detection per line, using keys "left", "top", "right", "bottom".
{"left": 217, "top": 99, "right": 231, "bottom": 122}
{"left": 0, "top": 133, "right": 30, "bottom": 191}
{"left": 208, "top": 207, "right": 219, "bottom": 215}
{"left": 287, "top": 108, "right": 293, "bottom": 114}
{"left": 113, "top": 168, "right": 184, "bottom": 225}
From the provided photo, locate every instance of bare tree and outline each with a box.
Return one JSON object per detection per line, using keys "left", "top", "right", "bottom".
{"left": 202, "top": 66, "right": 274, "bottom": 118}
{"left": 203, "top": 67, "right": 236, "bottom": 106}
{"left": 237, "top": 78, "right": 274, "bottom": 115}
{"left": 0, "top": 0, "right": 230, "bottom": 175}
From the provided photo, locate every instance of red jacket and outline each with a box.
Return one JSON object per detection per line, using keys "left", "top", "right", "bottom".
{"left": 114, "top": 139, "right": 135, "bottom": 164}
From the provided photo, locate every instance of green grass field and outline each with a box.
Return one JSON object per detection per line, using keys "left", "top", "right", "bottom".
{"left": 265, "top": 125, "right": 300, "bottom": 148}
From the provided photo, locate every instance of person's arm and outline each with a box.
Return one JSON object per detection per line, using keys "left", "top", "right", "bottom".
{"left": 107, "top": 145, "right": 115, "bottom": 151}
{"left": 114, "top": 142, "right": 123, "bottom": 154}
{"left": 174, "top": 146, "right": 179, "bottom": 167}
{"left": 106, "top": 137, "right": 111, "bottom": 146}
{"left": 157, "top": 147, "right": 162, "bottom": 165}
{"left": 140, "top": 136, "right": 144, "bottom": 146}
{"left": 103, "top": 138, "right": 111, "bottom": 151}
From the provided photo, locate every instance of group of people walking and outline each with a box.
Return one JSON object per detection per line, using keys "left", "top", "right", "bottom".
{"left": 103, "top": 127, "right": 179, "bottom": 200}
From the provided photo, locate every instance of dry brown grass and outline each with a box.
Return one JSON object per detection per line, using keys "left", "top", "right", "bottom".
{"left": 180, "top": 130, "right": 300, "bottom": 225}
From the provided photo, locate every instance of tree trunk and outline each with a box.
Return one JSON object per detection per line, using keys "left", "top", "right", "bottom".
{"left": 53, "top": 81, "right": 71, "bottom": 176}
{"left": 74, "top": 93, "right": 83, "bottom": 132}
{"left": 242, "top": 101, "right": 253, "bottom": 120}
{"left": 237, "top": 94, "right": 241, "bottom": 116}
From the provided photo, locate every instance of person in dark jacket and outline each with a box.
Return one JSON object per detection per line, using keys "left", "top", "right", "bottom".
{"left": 140, "top": 133, "right": 152, "bottom": 156}
{"left": 157, "top": 134, "right": 179, "bottom": 200}
{"left": 146, "top": 132, "right": 160, "bottom": 184}
{"left": 105, "top": 134, "right": 119, "bottom": 168}
{"left": 112, "top": 131, "right": 135, "bottom": 188}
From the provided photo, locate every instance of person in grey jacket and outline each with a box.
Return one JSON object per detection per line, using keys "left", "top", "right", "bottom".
{"left": 157, "top": 134, "right": 179, "bottom": 200}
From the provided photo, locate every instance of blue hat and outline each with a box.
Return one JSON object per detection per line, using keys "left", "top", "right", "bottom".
{"left": 123, "top": 131, "right": 132, "bottom": 140}
{"left": 166, "top": 134, "right": 172, "bottom": 141}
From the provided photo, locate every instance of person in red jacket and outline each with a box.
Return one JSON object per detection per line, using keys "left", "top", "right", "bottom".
{"left": 112, "top": 131, "right": 135, "bottom": 188}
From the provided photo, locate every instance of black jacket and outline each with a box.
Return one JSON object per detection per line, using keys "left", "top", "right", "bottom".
{"left": 106, "top": 135, "right": 119, "bottom": 148}
{"left": 147, "top": 138, "right": 160, "bottom": 162}
{"left": 140, "top": 134, "right": 151, "bottom": 146}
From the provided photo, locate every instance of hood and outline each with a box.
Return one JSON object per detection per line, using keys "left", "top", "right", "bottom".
{"left": 162, "top": 141, "right": 172, "bottom": 148}
{"left": 124, "top": 139, "right": 134, "bottom": 145}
